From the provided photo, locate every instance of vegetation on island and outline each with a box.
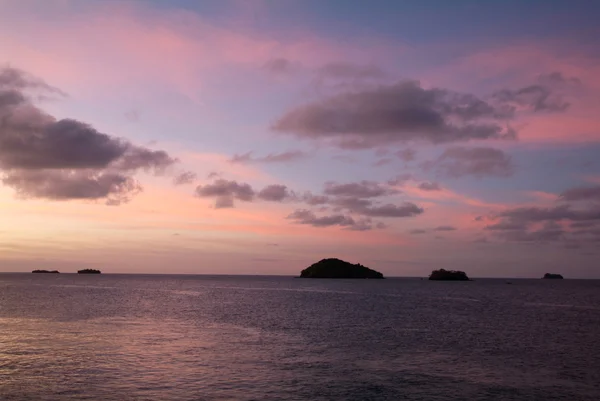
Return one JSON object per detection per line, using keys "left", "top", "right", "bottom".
{"left": 542, "top": 273, "right": 563, "bottom": 279}
{"left": 32, "top": 270, "right": 60, "bottom": 273}
{"left": 428, "top": 269, "right": 470, "bottom": 281}
{"left": 300, "top": 258, "right": 384, "bottom": 279}
{"left": 77, "top": 269, "right": 102, "bottom": 274}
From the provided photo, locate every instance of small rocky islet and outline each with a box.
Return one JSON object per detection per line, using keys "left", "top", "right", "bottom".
{"left": 428, "top": 269, "right": 470, "bottom": 281}
{"left": 32, "top": 270, "right": 60, "bottom": 274}
{"left": 542, "top": 273, "right": 564, "bottom": 279}
{"left": 77, "top": 269, "right": 102, "bottom": 274}
{"left": 300, "top": 258, "right": 384, "bottom": 279}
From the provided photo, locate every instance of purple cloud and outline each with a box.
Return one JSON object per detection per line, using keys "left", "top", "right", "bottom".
{"left": 257, "top": 184, "right": 294, "bottom": 202}
{"left": 424, "top": 147, "right": 514, "bottom": 178}
{"left": 323, "top": 180, "right": 397, "bottom": 198}
{"left": 0, "top": 67, "right": 177, "bottom": 204}
{"left": 273, "top": 80, "right": 515, "bottom": 148}
{"left": 195, "top": 179, "right": 255, "bottom": 206}
{"left": 286, "top": 209, "right": 377, "bottom": 231}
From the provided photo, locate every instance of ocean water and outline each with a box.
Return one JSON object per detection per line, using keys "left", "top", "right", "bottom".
{"left": 0, "top": 274, "right": 599, "bottom": 400}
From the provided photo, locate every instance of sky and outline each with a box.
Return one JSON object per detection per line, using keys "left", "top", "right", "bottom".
{"left": 1, "top": 0, "right": 599, "bottom": 277}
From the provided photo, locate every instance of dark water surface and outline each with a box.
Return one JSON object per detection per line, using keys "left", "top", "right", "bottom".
{"left": 1, "top": 274, "right": 599, "bottom": 400}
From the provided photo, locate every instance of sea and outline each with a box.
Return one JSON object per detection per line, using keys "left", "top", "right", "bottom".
{"left": 0, "top": 274, "right": 599, "bottom": 400}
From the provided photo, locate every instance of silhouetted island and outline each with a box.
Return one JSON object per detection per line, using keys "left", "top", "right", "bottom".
{"left": 32, "top": 270, "right": 60, "bottom": 274}
{"left": 542, "top": 273, "right": 563, "bottom": 279}
{"left": 300, "top": 258, "right": 384, "bottom": 279}
{"left": 77, "top": 269, "right": 101, "bottom": 274}
{"left": 429, "top": 269, "right": 470, "bottom": 281}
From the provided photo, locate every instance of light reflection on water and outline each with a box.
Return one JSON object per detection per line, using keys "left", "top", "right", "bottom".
{"left": 0, "top": 274, "right": 599, "bottom": 400}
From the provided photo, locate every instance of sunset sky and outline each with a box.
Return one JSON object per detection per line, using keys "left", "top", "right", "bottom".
{"left": 1, "top": 0, "right": 599, "bottom": 277}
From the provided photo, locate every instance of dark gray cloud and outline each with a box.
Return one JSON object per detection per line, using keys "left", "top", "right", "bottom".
{"left": 424, "top": 147, "right": 514, "bottom": 178}
{"left": 317, "top": 62, "right": 385, "bottom": 80}
{"left": 112, "top": 146, "right": 177, "bottom": 173}
{"left": 418, "top": 181, "right": 441, "bottom": 191}
{"left": 195, "top": 180, "right": 297, "bottom": 206}
{"left": 195, "top": 179, "right": 255, "bottom": 204}
{"left": 229, "top": 150, "right": 307, "bottom": 164}
{"left": 560, "top": 185, "right": 600, "bottom": 202}
{"left": 409, "top": 229, "right": 427, "bottom": 235}
{"left": 0, "top": 67, "right": 178, "bottom": 204}
{"left": 287, "top": 209, "right": 356, "bottom": 227}
{"left": 286, "top": 209, "right": 376, "bottom": 231}
{"left": 193, "top": 176, "right": 424, "bottom": 226}
{"left": 434, "top": 225, "right": 457, "bottom": 231}
{"left": 2, "top": 170, "right": 141, "bottom": 205}
{"left": 273, "top": 80, "right": 515, "bottom": 148}
{"left": 1, "top": 118, "right": 131, "bottom": 170}
{"left": 215, "top": 196, "right": 234, "bottom": 209}
{"left": 173, "top": 171, "right": 198, "bottom": 185}
{"left": 354, "top": 202, "right": 424, "bottom": 218}
{"left": 324, "top": 180, "right": 397, "bottom": 198}
{"left": 330, "top": 195, "right": 423, "bottom": 218}
{"left": 257, "top": 184, "right": 294, "bottom": 202}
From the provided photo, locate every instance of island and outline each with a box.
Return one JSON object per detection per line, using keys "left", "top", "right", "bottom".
{"left": 542, "top": 273, "right": 563, "bottom": 279}
{"left": 299, "top": 258, "right": 384, "bottom": 279}
{"left": 32, "top": 270, "right": 60, "bottom": 273}
{"left": 77, "top": 269, "right": 101, "bottom": 274}
{"left": 428, "top": 269, "right": 470, "bottom": 281}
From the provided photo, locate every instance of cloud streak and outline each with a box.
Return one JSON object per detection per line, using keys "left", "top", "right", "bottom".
{"left": 229, "top": 150, "right": 307, "bottom": 164}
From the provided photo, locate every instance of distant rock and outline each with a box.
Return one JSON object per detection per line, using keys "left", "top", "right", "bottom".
{"left": 428, "top": 269, "right": 470, "bottom": 281}
{"left": 300, "top": 258, "right": 384, "bottom": 279}
{"left": 32, "top": 270, "right": 60, "bottom": 274}
{"left": 542, "top": 273, "right": 563, "bottom": 279}
{"left": 77, "top": 269, "right": 101, "bottom": 274}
